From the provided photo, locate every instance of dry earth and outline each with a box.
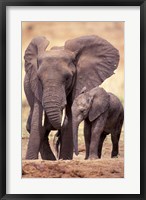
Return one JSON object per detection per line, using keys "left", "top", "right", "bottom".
{"left": 22, "top": 129, "right": 124, "bottom": 178}
{"left": 22, "top": 159, "right": 124, "bottom": 178}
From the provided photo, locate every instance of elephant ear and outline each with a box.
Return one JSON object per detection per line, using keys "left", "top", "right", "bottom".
{"left": 65, "top": 35, "right": 119, "bottom": 99}
{"left": 88, "top": 87, "right": 110, "bottom": 122}
{"left": 24, "top": 36, "right": 49, "bottom": 102}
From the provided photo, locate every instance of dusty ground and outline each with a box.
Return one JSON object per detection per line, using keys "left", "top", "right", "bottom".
{"left": 22, "top": 22, "right": 124, "bottom": 178}
{"left": 22, "top": 129, "right": 124, "bottom": 178}
{"left": 22, "top": 159, "right": 124, "bottom": 178}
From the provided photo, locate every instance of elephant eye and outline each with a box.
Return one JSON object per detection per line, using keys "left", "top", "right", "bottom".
{"left": 80, "top": 109, "right": 87, "bottom": 116}
{"left": 64, "top": 73, "right": 71, "bottom": 82}
{"left": 66, "top": 76, "right": 69, "bottom": 81}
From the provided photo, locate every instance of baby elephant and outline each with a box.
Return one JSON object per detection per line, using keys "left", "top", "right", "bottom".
{"left": 71, "top": 86, "right": 124, "bottom": 160}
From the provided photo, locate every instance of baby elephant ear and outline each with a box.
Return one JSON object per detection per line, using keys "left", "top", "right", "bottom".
{"left": 65, "top": 35, "right": 119, "bottom": 99}
{"left": 88, "top": 88, "right": 110, "bottom": 122}
{"left": 24, "top": 36, "right": 49, "bottom": 102}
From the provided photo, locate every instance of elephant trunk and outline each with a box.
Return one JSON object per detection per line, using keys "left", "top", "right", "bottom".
{"left": 45, "top": 105, "right": 61, "bottom": 130}
{"left": 43, "top": 88, "right": 63, "bottom": 130}
{"left": 72, "top": 120, "right": 79, "bottom": 156}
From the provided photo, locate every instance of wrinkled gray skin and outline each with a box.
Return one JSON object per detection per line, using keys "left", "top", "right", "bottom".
{"left": 71, "top": 86, "right": 124, "bottom": 159}
{"left": 24, "top": 35, "right": 119, "bottom": 160}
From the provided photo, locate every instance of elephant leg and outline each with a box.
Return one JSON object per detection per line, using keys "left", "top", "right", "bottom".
{"left": 59, "top": 105, "right": 73, "bottom": 160}
{"left": 111, "top": 128, "right": 122, "bottom": 158}
{"left": 89, "top": 113, "right": 107, "bottom": 160}
{"left": 39, "top": 130, "right": 56, "bottom": 160}
{"left": 84, "top": 118, "right": 91, "bottom": 160}
{"left": 98, "top": 132, "right": 107, "bottom": 158}
{"left": 26, "top": 98, "right": 43, "bottom": 159}
{"left": 111, "top": 131, "right": 120, "bottom": 158}
{"left": 111, "top": 114, "right": 123, "bottom": 158}
{"left": 39, "top": 114, "right": 56, "bottom": 160}
{"left": 24, "top": 74, "right": 34, "bottom": 134}
{"left": 26, "top": 110, "right": 33, "bottom": 133}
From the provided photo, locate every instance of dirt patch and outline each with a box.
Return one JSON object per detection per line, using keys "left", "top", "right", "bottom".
{"left": 22, "top": 159, "right": 124, "bottom": 178}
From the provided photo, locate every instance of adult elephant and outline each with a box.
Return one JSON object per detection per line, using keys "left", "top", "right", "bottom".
{"left": 24, "top": 35, "right": 119, "bottom": 160}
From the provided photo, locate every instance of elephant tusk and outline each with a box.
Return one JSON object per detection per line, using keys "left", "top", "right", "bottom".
{"left": 61, "top": 108, "right": 66, "bottom": 126}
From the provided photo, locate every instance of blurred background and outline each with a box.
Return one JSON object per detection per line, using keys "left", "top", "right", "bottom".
{"left": 22, "top": 22, "right": 124, "bottom": 160}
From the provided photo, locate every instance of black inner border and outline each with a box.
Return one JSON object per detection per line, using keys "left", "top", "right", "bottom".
{"left": 0, "top": 0, "right": 145, "bottom": 199}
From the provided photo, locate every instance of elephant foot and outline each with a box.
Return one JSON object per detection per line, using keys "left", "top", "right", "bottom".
{"left": 26, "top": 147, "right": 39, "bottom": 160}
{"left": 40, "top": 145, "right": 56, "bottom": 160}
{"left": 88, "top": 154, "right": 99, "bottom": 160}
{"left": 97, "top": 154, "right": 102, "bottom": 159}
{"left": 25, "top": 154, "right": 38, "bottom": 160}
{"left": 111, "top": 152, "right": 119, "bottom": 158}
{"left": 41, "top": 153, "right": 56, "bottom": 160}
{"left": 40, "top": 150, "right": 56, "bottom": 160}
{"left": 111, "top": 155, "right": 119, "bottom": 158}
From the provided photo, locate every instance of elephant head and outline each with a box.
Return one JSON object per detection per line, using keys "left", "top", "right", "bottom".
{"left": 24, "top": 36, "right": 76, "bottom": 129}
{"left": 24, "top": 35, "right": 119, "bottom": 159}
{"left": 71, "top": 86, "right": 110, "bottom": 155}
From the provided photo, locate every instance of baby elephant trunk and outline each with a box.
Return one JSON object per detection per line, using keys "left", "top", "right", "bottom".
{"left": 72, "top": 121, "right": 79, "bottom": 156}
